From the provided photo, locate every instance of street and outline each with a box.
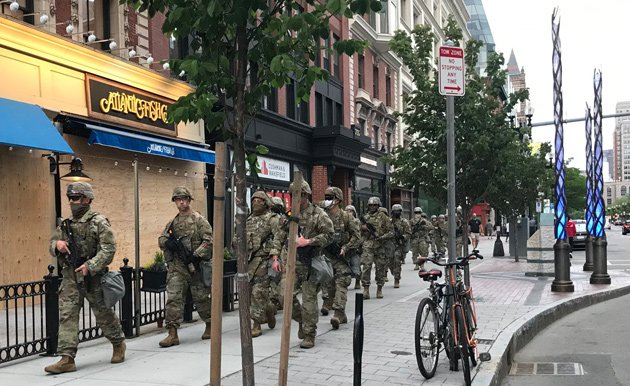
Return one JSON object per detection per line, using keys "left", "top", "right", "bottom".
{"left": 502, "top": 227, "right": 630, "bottom": 386}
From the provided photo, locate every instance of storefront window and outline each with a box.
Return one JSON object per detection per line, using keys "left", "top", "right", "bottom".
{"left": 356, "top": 176, "right": 371, "bottom": 192}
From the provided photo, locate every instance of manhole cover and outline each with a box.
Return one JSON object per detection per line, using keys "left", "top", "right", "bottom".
{"left": 509, "top": 362, "right": 584, "bottom": 376}
{"left": 390, "top": 350, "right": 412, "bottom": 356}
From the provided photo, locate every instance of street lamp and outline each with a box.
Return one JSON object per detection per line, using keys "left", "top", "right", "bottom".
{"left": 44, "top": 155, "right": 92, "bottom": 221}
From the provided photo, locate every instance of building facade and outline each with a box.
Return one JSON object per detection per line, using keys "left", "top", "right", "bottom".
{"left": 0, "top": 3, "right": 211, "bottom": 283}
{"left": 613, "top": 101, "right": 630, "bottom": 181}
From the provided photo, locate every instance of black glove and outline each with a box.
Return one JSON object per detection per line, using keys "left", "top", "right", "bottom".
{"left": 165, "top": 237, "right": 178, "bottom": 252}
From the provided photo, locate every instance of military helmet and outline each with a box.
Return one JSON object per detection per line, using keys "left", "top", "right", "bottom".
{"left": 251, "top": 190, "right": 271, "bottom": 206}
{"left": 438, "top": 214, "right": 445, "bottom": 219}
{"left": 289, "top": 179, "right": 312, "bottom": 195}
{"left": 67, "top": 182, "right": 94, "bottom": 199}
{"left": 270, "top": 196, "right": 286, "bottom": 211}
{"left": 431, "top": 215, "right": 437, "bottom": 220}
{"left": 367, "top": 196, "right": 381, "bottom": 206}
{"left": 421, "top": 213, "right": 427, "bottom": 218}
{"left": 325, "top": 186, "right": 343, "bottom": 201}
{"left": 345, "top": 205, "right": 357, "bottom": 218}
{"left": 414, "top": 206, "right": 423, "bottom": 213}
{"left": 391, "top": 204, "right": 403, "bottom": 212}
{"left": 172, "top": 186, "right": 193, "bottom": 201}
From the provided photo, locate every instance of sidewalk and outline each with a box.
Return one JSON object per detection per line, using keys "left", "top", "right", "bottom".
{"left": 0, "top": 237, "right": 628, "bottom": 386}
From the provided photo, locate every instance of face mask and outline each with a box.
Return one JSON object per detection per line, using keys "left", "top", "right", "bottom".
{"left": 368, "top": 205, "right": 377, "bottom": 213}
{"left": 324, "top": 200, "right": 333, "bottom": 208}
{"left": 393, "top": 212, "right": 401, "bottom": 218}
{"left": 252, "top": 202, "right": 266, "bottom": 214}
{"left": 70, "top": 203, "right": 90, "bottom": 218}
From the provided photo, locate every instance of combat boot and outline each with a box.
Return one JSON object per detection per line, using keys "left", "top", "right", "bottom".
{"left": 376, "top": 285, "right": 383, "bottom": 298}
{"left": 394, "top": 279, "right": 400, "bottom": 288}
{"left": 201, "top": 322, "right": 212, "bottom": 340}
{"left": 266, "top": 305, "right": 276, "bottom": 329}
{"left": 44, "top": 356, "right": 76, "bottom": 374}
{"left": 330, "top": 310, "right": 346, "bottom": 330}
{"left": 320, "top": 299, "right": 332, "bottom": 316}
{"left": 252, "top": 322, "right": 262, "bottom": 338}
{"left": 159, "top": 327, "right": 179, "bottom": 347}
{"left": 354, "top": 279, "right": 361, "bottom": 290}
{"left": 414, "top": 264, "right": 420, "bottom": 271}
{"left": 298, "top": 322, "right": 305, "bottom": 339}
{"left": 300, "top": 335, "right": 315, "bottom": 349}
{"left": 111, "top": 341, "right": 126, "bottom": 363}
{"left": 362, "top": 286, "right": 370, "bottom": 300}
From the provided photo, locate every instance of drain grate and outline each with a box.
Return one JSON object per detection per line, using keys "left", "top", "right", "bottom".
{"left": 476, "top": 338, "right": 495, "bottom": 345}
{"left": 390, "top": 350, "right": 412, "bottom": 356}
{"left": 509, "top": 362, "right": 584, "bottom": 376}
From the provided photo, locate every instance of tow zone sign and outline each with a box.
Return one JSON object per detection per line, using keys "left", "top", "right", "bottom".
{"left": 438, "top": 46, "right": 465, "bottom": 96}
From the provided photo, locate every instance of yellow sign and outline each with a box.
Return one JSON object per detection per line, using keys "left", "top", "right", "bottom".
{"left": 99, "top": 92, "right": 168, "bottom": 123}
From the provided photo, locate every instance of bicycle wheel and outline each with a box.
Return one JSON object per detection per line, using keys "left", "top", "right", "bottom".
{"left": 415, "top": 298, "right": 439, "bottom": 379}
{"left": 462, "top": 296, "right": 477, "bottom": 367}
{"left": 455, "top": 305, "right": 472, "bottom": 386}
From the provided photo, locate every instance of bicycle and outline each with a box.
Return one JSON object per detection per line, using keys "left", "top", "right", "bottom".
{"left": 414, "top": 250, "right": 489, "bottom": 386}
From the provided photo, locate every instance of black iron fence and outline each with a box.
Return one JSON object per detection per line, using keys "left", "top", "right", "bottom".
{"left": 0, "top": 258, "right": 239, "bottom": 365}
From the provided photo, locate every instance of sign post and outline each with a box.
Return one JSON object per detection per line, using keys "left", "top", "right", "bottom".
{"left": 439, "top": 42, "right": 465, "bottom": 268}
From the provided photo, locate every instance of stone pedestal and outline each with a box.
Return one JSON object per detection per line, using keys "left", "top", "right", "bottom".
{"left": 525, "top": 225, "right": 555, "bottom": 277}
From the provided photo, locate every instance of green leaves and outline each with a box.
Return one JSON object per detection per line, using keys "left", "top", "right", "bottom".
{"left": 389, "top": 20, "right": 549, "bottom": 216}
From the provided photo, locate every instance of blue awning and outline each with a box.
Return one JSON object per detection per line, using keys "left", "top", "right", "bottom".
{"left": 0, "top": 98, "right": 74, "bottom": 154}
{"left": 86, "top": 124, "right": 215, "bottom": 164}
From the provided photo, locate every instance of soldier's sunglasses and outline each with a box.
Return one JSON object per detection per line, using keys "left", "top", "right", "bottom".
{"left": 324, "top": 195, "right": 335, "bottom": 200}
{"left": 67, "top": 195, "right": 83, "bottom": 202}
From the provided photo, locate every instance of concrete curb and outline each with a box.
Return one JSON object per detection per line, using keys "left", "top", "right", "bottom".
{"left": 473, "top": 281, "right": 630, "bottom": 385}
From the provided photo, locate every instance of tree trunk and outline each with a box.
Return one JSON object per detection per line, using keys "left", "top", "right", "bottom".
{"left": 234, "top": 24, "right": 255, "bottom": 385}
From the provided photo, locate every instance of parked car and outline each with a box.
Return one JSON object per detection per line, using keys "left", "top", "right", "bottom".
{"left": 572, "top": 220, "right": 588, "bottom": 250}
{"left": 615, "top": 219, "right": 624, "bottom": 226}
{"left": 622, "top": 221, "right": 630, "bottom": 235}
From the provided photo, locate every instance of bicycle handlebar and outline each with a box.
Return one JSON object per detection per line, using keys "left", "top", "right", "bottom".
{"left": 427, "top": 250, "right": 483, "bottom": 267}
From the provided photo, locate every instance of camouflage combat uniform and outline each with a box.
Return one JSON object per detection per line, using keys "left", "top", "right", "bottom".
{"left": 246, "top": 192, "right": 284, "bottom": 335}
{"left": 159, "top": 209, "right": 213, "bottom": 330}
{"left": 409, "top": 211, "right": 423, "bottom": 265}
{"left": 45, "top": 182, "right": 124, "bottom": 374}
{"left": 321, "top": 188, "right": 361, "bottom": 328}
{"left": 390, "top": 205, "right": 411, "bottom": 285}
{"left": 360, "top": 198, "right": 393, "bottom": 298}
{"left": 268, "top": 197, "right": 288, "bottom": 310}
{"left": 292, "top": 187, "right": 334, "bottom": 345}
{"left": 50, "top": 209, "right": 124, "bottom": 358}
{"left": 435, "top": 217, "right": 447, "bottom": 254}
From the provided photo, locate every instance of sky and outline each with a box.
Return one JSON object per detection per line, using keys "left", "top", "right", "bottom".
{"left": 481, "top": 0, "right": 630, "bottom": 175}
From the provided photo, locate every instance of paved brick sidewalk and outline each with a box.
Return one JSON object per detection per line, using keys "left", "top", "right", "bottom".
{"left": 1, "top": 236, "right": 628, "bottom": 386}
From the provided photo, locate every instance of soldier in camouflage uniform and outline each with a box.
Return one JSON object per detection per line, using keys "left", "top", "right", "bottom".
{"left": 320, "top": 187, "right": 361, "bottom": 329}
{"left": 246, "top": 191, "right": 284, "bottom": 337}
{"left": 158, "top": 187, "right": 213, "bottom": 348}
{"left": 435, "top": 214, "right": 447, "bottom": 254}
{"left": 291, "top": 179, "right": 334, "bottom": 348}
{"left": 390, "top": 204, "right": 411, "bottom": 288}
{"left": 418, "top": 213, "right": 433, "bottom": 269}
{"left": 429, "top": 215, "right": 438, "bottom": 254}
{"left": 269, "top": 196, "right": 288, "bottom": 311}
{"left": 378, "top": 207, "right": 394, "bottom": 282}
{"left": 45, "top": 182, "right": 125, "bottom": 374}
{"left": 346, "top": 205, "right": 362, "bottom": 290}
{"left": 360, "top": 197, "right": 393, "bottom": 299}
{"left": 409, "top": 207, "right": 423, "bottom": 267}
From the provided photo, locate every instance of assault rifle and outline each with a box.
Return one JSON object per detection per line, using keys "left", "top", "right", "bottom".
{"left": 297, "top": 226, "right": 318, "bottom": 264}
{"left": 167, "top": 224, "right": 197, "bottom": 274}
{"left": 394, "top": 227, "right": 406, "bottom": 246}
{"left": 60, "top": 219, "right": 90, "bottom": 291}
{"left": 360, "top": 217, "right": 378, "bottom": 240}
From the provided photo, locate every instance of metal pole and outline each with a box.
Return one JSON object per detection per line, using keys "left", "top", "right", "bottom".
{"left": 530, "top": 111, "right": 630, "bottom": 128}
{"left": 584, "top": 106, "right": 595, "bottom": 271}
{"left": 352, "top": 293, "right": 364, "bottom": 385}
{"left": 550, "top": 9, "right": 573, "bottom": 292}
{"left": 446, "top": 95, "right": 456, "bottom": 264}
{"left": 133, "top": 156, "right": 142, "bottom": 335}
{"left": 590, "top": 70, "right": 611, "bottom": 285}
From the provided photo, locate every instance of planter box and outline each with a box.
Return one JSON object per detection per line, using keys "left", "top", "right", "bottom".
{"left": 141, "top": 269, "right": 167, "bottom": 292}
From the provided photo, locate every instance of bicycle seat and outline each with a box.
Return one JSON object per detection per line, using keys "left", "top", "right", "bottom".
{"left": 418, "top": 269, "right": 442, "bottom": 281}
